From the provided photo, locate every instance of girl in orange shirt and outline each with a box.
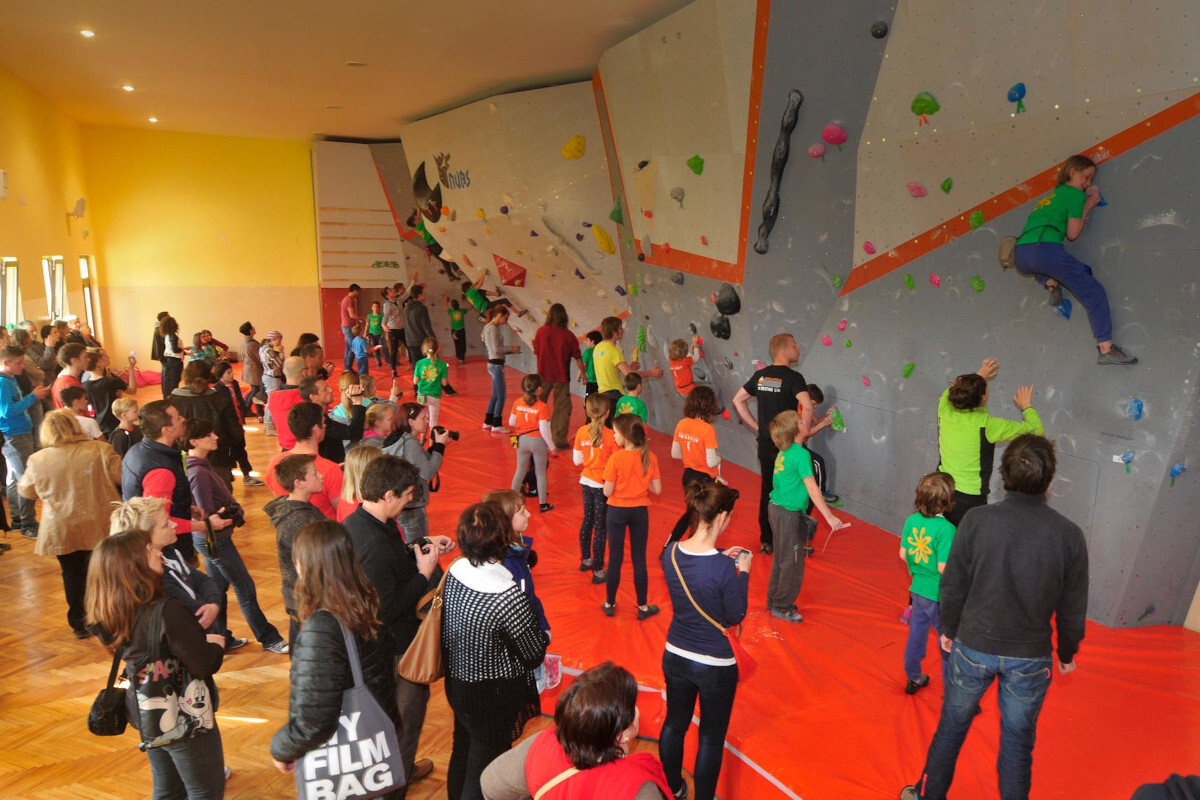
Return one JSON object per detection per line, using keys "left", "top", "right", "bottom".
{"left": 572, "top": 394, "right": 616, "bottom": 584}
{"left": 509, "top": 373, "right": 556, "bottom": 512}
{"left": 602, "top": 414, "right": 662, "bottom": 620}
{"left": 667, "top": 386, "right": 722, "bottom": 547}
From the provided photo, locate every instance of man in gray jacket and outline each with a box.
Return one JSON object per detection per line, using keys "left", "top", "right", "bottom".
{"left": 403, "top": 284, "right": 436, "bottom": 366}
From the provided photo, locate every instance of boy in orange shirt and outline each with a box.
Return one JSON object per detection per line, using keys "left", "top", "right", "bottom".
{"left": 509, "top": 373, "right": 556, "bottom": 512}
{"left": 572, "top": 394, "right": 616, "bottom": 583}
{"left": 666, "top": 386, "right": 722, "bottom": 547}
{"left": 668, "top": 335, "right": 729, "bottom": 420}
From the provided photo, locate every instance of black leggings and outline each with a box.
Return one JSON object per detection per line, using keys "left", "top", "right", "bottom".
{"left": 451, "top": 329, "right": 467, "bottom": 362}
{"left": 579, "top": 485, "right": 608, "bottom": 565}
{"left": 57, "top": 549, "right": 92, "bottom": 632}
{"left": 668, "top": 468, "right": 714, "bottom": 545}
{"left": 605, "top": 505, "right": 649, "bottom": 606}
{"left": 387, "top": 328, "right": 407, "bottom": 370}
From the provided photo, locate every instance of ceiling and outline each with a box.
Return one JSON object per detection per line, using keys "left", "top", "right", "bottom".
{"left": 0, "top": 0, "right": 693, "bottom": 141}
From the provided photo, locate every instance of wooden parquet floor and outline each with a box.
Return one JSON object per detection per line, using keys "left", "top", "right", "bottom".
{"left": 0, "top": 370, "right": 666, "bottom": 800}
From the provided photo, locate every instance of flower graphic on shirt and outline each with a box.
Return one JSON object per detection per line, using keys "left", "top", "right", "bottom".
{"left": 906, "top": 526, "right": 933, "bottom": 565}
{"left": 417, "top": 363, "right": 440, "bottom": 383}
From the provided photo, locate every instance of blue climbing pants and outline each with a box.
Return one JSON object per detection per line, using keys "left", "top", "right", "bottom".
{"left": 1014, "top": 242, "right": 1112, "bottom": 343}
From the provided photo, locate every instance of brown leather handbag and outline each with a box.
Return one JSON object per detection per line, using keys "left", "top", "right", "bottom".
{"left": 397, "top": 559, "right": 458, "bottom": 683}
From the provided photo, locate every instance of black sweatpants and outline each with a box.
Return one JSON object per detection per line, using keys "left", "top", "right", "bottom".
{"left": 756, "top": 439, "right": 779, "bottom": 546}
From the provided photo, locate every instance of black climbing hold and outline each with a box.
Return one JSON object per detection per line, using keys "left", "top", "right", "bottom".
{"left": 714, "top": 283, "right": 741, "bottom": 316}
{"left": 670, "top": 271, "right": 685, "bottom": 286}
{"left": 688, "top": 322, "right": 698, "bottom": 335}
{"left": 710, "top": 314, "right": 731, "bottom": 340}
{"left": 637, "top": 160, "right": 650, "bottom": 170}
{"left": 637, "top": 253, "right": 646, "bottom": 261}
{"left": 722, "top": 357, "right": 734, "bottom": 370}
{"left": 753, "top": 90, "right": 803, "bottom": 255}
{"left": 871, "top": 21, "right": 889, "bottom": 38}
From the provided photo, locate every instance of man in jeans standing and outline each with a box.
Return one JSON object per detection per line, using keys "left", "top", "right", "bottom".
{"left": 901, "top": 434, "right": 1089, "bottom": 800}
{"left": 0, "top": 346, "right": 51, "bottom": 537}
{"left": 339, "top": 283, "right": 363, "bottom": 372}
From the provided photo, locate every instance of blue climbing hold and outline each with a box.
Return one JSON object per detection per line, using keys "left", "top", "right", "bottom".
{"left": 1007, "top": 82, "right": 1027, "bottom": 113}
{"left": 1097, "top": 192, "right": 1108, "bottom": 207}
{"left": 1170, "top": 464, "right": 1186, "bottom": 487}
{"left": 1126, "top": 397, "right": 1144, "bottom": 421}
{"left": 1054, "top": 298, "right": 1073, "bottom": 320}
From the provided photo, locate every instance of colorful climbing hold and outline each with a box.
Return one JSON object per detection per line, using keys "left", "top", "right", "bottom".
{"left": 843, "top": 339, "right": 853, "bottom": 348}
{"left": 1055, "top": 298, "right": 1073, "bottom": 320}
{"left": 643, "top": 209, "right": 653, "bottom": 219}
{"left": 575, "top": 233, "right": 584, "bottom": 241}
{"left": 863, "top": 241, "right": 876, "bottom": 255}
{"left": 1097, "top": 192, "right": 1108, "bottom": 207}
{"left": 713, "top": 284, "right": 741, "bottom": 316}
{"left": 831, "top": 275, "right": 844, "bottom": 289}
{"left": 574, "top": 268, "right": 585, "bottom": 279}
{"left": 699, "top": 235, "right": 709, "bottom": 246}
{"left": 466, "top": 238, "right": 477, "bottom": 247}
{"left": 906, "top": 181, "right": 927, "bottom": 198}
{"left": 625, "top": 234, "right": 634, "bottom": 248}
{"left": 821, "top": 334, "right": 833, "bottom": 347}
{"left": 969, "top": 210, "right": 985, "bottom": 229}
{"left": 1121, "top": 450, "right": 1135, "bottom": 473}
{"left": 561, "top": 134, "right": 586, "bottom": 159}
{"left": 1007, "top": 82, "right": 1026, "bottom": 114}
{"left": 911, "top": 91, "right": 940, "bottom": 125}
{"left": 1170, "top": 464, "right": 1186, "bottom": 487}
{"left": 629, "top": 284, "right": 639, "bottom": 297}
{"left": 609, "top": 199, "right": 624, "bottom": 225}
{"left": 592, "top": 225, "right": 617, "bottom": 255}
{"left": 438, "top": 226, "right": 446, "bottom": 232}
{"left": 928, "top": 273, "right": 941, "bottom": 288}
{"left": 475, "top": 208, "right": 487, "bottom": 220}
{"left": 636, "top": 326, "right": 648, "bottom": 353}
{"left": 837, "top": 318, "right": 848, "bottom": 332}
{"left": 904, "top": 274, "right": 915, "bottom": 291}
{"left": 529, "top": 230, "right": 539, "bottom": 237}
{"left": 970, "top": 275, "right": 986, "bottom": 292}
{"left": 941, "top": 177, "right": 953, "bottom": 194}
{"left": 829, "top": 408, "right": 846, "bottom": 432}
{"left": 440, "top": 206, "right": 450, "bottom": 216}
{"left": 1126, "top": 397, "right": 1144, "bottom": 421}
{"left": 902, "top": 362, "right": 916, "bottom": 378}
{"left": 862, "top": 375, "right": 871, "bottom": 387}
{"left": 670, "top": 187, "right": 685, "bottom": 208}
{"left": 671, "top": 272, "right": 685, "bottom": 286}
{"left": 687, "top": 154, "right": 705, "bottom": 175}
{"left": 808, "top": 143, "right": 826, "bottom": 162}
{"left": 614, "top": 285, "right": 627, "bottom": 297}
{"left": 870, "top": 21, "right": 889, "bottom": 38}
{"left": 663, "top": 243, "right": 672, "bottom": 253}
{"left": 822, "top": 124, "right": 848, "bottom": 151}
{"left": 581, "top": 221, "right": 592, "bottom": 227}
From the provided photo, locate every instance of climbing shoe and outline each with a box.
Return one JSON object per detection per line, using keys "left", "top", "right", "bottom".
{"left": 1097, "top": 345, "right": 1137, "bottom": 366}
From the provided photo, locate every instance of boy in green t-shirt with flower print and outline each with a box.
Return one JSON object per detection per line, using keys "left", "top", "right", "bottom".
{"left": 899, "top": 471, "right": 957, "bottom": 695}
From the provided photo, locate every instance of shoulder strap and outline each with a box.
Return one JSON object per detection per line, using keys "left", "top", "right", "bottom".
{"left": 669, "top": 544, "right": 726, "bottom": 634}
{"left": 533, "top": 766, "right": 581, "bottom": 800}
{"left": 337, "top": 618, "right": 365, "bottom": 689}
{"left": 106, "top": 647, "right": 124, "bottom": 688}
{"left": 147, "top": 600, "right": 167, "bottom": 663}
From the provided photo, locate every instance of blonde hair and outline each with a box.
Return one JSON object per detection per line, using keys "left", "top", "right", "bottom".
{"left": 422, "top": 337, "right": 439, "bottom": 357}
{"left": 364, "top": 402, "right": 394, "bottom": 432}
{"left": 584, "top": 393, "right": 610, "bottom": 447}
{"left": 112, "top": 397, "right": 139, "bottom": 417}
{"left": 769, "top": 410, "right": 801, "bottom": 452}
{"left": 338, "top": 371, "right": 361, "bottom": 416}
{"left": 342, "top": 445, "right": 385, "bottom": 504}
{"left": 768, "top": 333, "right": 795, "bottom": 361}
{"left": 109, "top": 496, "right": 167, "bottom": 536}
{"left": 40, "top": 409, "right": 88, "bottom": 447}
{"left": 668, "top": 339, "right": 689, "bottom": 360}
{"left": 359, "top": 374, "right": 377, "bottom": 398}
{"left": 613, "top": 413, "right": 650, "bottom": 474}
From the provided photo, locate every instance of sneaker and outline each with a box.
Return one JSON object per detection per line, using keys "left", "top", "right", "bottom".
{"left": 760, "top": 542, "right": 774, "bottom": 555}
{"left": 225, "top": 637, "right": 249, "bottom": 652}
{"left": 1097, "top": 344, "right": 1138, "bottom": 365}
{"left": 481, "top": 422, "right": 493, "bottom": 430}
{"left": 243, "top": 476, "right": 265, "bottom": 487}
{"left": 591, "top": 570, "right": 606, "bottom": 584}
{"left": 770, "top": 608, "right": 804, "bottom": 623}
{"left": 409, "top": 758, "right": 434, "bottom": 783}
{"left": 539, "top": 503, "right": 554, "bottom": 513}
{"left": 265, "top": 640, "right": 290, "bottom": 654}
{"left": 905, "top": 674, "right": 931, "bottom": 695}
{"left": 900, "top": 605, "right": 913, "bottom": 625}
{"left": 673, "top": 782, "right": 689, "bottom": 800}
{"left": 264, "top": 425, "right": 277, "bottom": 436}
{"left": 491, "top": 425, "right": 512, "bottom": 434}
{"left": 579, "top": 559, "right": 593, "bottom": 572}
{"left": 822, "top": 491, "right": 840, "bottom": 504}
{"left": 900, "top": 787, "right": 920, "bottom": 800}
{"left": 602, "top": 602, "right": 616, "bottom": 617}
{"left": 224, "top": 766, "right": 233, "bottom": 782}
{"left": 1047, "top": 283, "right": 1064, "bottom": 306}
{"left": 21, "top": 528, "right": 38, "bottom": 540}
{"left": 636, "top": 604, "right": 660, "bottom": 620}
{"left": 523, "top": 487, "right": 539, "bottom": 498}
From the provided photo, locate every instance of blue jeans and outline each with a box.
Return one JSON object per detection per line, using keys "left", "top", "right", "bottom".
{"left": 1014, "top": 242, "right": 1112, "bottom": 342}
{"left": 916, "top": 642, "right": 1053, "bottom": 800}
{"left": 146, "top": 723, "right": 225, "bottom": 800}
{"left": 485, "top": 363, "right": 506, "bottom": 424}
{"left": 660, "top": 651, "right": 739, "bottom": 800}
{"left": 341, "top": 325, "right": 355, "bottom": 369}
{"left": 193, "top": 534, "right": 284, "bottom": 647}
{"left": 3, "top": 432, "right": 35, "bottom": 528}
{"left": 904, "top": 594, "right": 949, "bottom": 684}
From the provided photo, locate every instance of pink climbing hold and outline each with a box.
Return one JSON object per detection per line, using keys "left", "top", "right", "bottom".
{"left": 700, "top": 235, "right": 709, "bottom": 246}
{"left": 928, "top": 273, "right": 942, "bottom": 287}
{"left": 862, "top": 375, "right": 871, "bottom": 387}
{"left": 808, "top": 143, "right": 827, "bottom": 162}
{"left": 644, "top": 209, "right": 654, "bottom": 219}
{"left": 821, "top": 334, "right": 833, "bottom": 347}
{"left": 863, "top": 241, "right": 876, "bottom": 255}
{"left": 822, "top": 124, "right": 848, "bottom": 151}
{"left": 753, "top": 359, "right": 766, "bottom": 370}
{"left": 906, "top": 181, "right": 927, "bottom": 198}
{"left": 837, "top": 318, "right": 848, "bottom": 332}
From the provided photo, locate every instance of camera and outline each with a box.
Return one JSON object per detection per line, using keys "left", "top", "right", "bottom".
{"left": 432, "top": 425, "right": 460, "bottom": 441}
{"left": 408, "top": 536, "right": 433, "bottom": 555}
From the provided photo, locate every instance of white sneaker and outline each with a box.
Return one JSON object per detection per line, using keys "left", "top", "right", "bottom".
{"left": 491, "top": 425, "right": 512, "bottom": 434}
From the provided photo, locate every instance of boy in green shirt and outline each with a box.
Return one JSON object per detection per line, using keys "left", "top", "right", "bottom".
{"left": 899, "top": 471, "right": 957, "bottom": 694}
{"left": 766, "top": 410, "right": 847, "bottom": 622}
{"left": 444, "top": 295, "right": 467, "bottom": 364}
{"left": 581, "top": 331, "right": 601, "bottom": 397}
{"left": 614, "top": 372, "right": 648, "bottom": 423}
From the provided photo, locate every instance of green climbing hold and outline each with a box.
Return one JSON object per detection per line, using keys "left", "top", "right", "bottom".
{"left": 902, "top": 362, "right": 916, "bottom": 378}
{"left": 629, "top": 284, "right": 640, "bottom": 297}
{"left": 831, "top": 275, "right": 844, "bottom": 289}
{"left": 625, "top": 234, "right": 634, "bottom": 248}
{"left": 969, "top": 210, "right": 985, "bottom": 229}
{"left": 636, "top": 325, "right": 648, "bottom": 352}
{"left": 904, "top": 274, "right": 915, "bottom": 291}
{"left": 941, "top": 177, "right": 953, "bottom": 194}
{"left": 609, "top": 198, "right": 624, "bottom": 225}
{"left": 970, "top": 275, "right": 985, "bottom": 292}
{"left": 829, "top": 408, "right": 846, "bottom": 432}
{"left": 843, "top": 338, "right": 852, "bottom": 348}
{"left": 910, "top": 91, "right": 940, "bottom": 122}
{"left": 687, "top": 154, "right": 705, "bottom": 175}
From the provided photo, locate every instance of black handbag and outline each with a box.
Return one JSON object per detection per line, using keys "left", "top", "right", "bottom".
{"left": 88, "top": 648, "right": 128, "bottom": 736}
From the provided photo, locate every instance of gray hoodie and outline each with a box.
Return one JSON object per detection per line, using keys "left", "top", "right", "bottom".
{"left": 264, "top": 496, "right": 326, "bottom": 613}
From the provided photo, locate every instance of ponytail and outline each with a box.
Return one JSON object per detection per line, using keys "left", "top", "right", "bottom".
{"left": 614, "top": 413, "right": 650, "bottom": 474}
{"left": 522, "top": 373, "right": 543, "bottom": 406}
{"left": 584, "top": 394, "right": 610, "bottom": 447}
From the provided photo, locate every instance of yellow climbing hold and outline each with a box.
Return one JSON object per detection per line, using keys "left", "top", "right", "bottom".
{"left": 561, "top": 134, "right": 586, "bottom": 160}
{"left": 475, "top": 208, "right": 487, "bottom": 219}
{"left": 592, "top": 224, "right": 617, "bottom": 254}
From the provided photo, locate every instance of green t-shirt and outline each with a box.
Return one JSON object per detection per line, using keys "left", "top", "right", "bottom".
{"left": 447, "top": 308, "right": 466, "bottom": 331}
{"left": 366, "top": 313, "right": 383, "bottom": 336}
{"left": 902, "top": 512, "right": 957, "bottom": 602}
{"left": 413, "top": 357, "right": 448, "bottom": 398}
{"left": 1017, "top": 184, "right": 1085, "bottom": 245}
{"left": 615, "top": 394, "right": 647, "bottom": 423}
{"left": 464, "top": 286, "right": 488, "bottom": 314}
{"left": 593, "top": 341, "right": 624, "bottom": 394}
{"left": 937, "top": 388, "right": 1044, "bottom": 495}
{"left": 581, "top": 346, "right": 596, "bottom": 382}
{"left": 769, "top": 443, "right": 813, "bottom": 512}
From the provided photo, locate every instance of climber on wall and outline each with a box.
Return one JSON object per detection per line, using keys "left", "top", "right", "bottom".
{"left": 1010, "top": 154, "right": 1137, "bottom": 366}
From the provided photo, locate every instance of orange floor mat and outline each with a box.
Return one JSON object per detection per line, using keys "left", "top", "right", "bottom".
{"left": 422, "top": 360, "right": 1200, "bottom": 799}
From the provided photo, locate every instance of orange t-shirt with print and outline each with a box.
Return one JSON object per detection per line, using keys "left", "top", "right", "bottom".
{"left": 603, "top": 448, "right": 661, "bottom": 507}
{"left": 573, "top": 424, "right": 617, "bottom": 484}
{"left": 673, "top": 417, "right": 718, "bottom": 477}
{"left": 669, "top": 357, "right": 695, "bottom": 395}
{"left": 509, "top": 398, "right": 550, "bottom": 437}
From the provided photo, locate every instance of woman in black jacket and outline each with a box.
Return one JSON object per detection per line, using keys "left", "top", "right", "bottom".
{"left": 170, "top": 360, "right": 244, "bottom": 488}
{"left": 270, "top": 520, "right": 401, "bottom": 790}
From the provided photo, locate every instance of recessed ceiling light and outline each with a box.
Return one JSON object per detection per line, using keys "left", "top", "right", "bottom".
{"left": 345, "top": 61, "right": 368, "bottom": 67}
{"left": 148, "top": 117, "right": 158, "bottom": 124}
{"left": 122, "top": 84, "right": 135, "bottom": 92}
{"left": 80, "top": 29, "right": 95, "bottom": 38}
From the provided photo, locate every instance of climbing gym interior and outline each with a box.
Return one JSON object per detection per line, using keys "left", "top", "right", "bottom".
{"left": 0, "top": 1, "right": 1197, "bottom": 798}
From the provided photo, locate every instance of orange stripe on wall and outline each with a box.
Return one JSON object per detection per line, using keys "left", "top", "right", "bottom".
{"left": 591, "top": 0, "right": 771, "bottom": 285}
{"left": 840, "top": 90, "right": 1200, "bottom": 296}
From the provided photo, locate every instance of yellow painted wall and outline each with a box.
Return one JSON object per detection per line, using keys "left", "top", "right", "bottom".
{"left": 0, "top": 64, "right": 92, "bottom": 325}
{"left": 81, "top": 126, "right": 321, "bottom": 360}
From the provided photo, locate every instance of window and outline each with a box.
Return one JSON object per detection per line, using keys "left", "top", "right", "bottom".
{"left": 41, "top": 255, "right": 67, "bottom": 320}
{"left": 0, "top": 258, "right": 20, "bottom": 327}
{"left": 79, "top": 256, "right": 97, "bottom": 333}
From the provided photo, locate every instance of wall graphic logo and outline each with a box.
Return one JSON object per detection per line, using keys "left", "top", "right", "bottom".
{"left": 434, "top": 152, "right": 471, "bottom": 190}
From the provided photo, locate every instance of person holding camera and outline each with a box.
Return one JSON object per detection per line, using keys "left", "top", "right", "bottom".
{"left": 184, "top": 417, "right": 289, "bottom": 654}
{"left": 383, "top": 402, "right": 454, "bottom": 543}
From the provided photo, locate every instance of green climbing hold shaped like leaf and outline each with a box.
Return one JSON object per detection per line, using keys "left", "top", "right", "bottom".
{"left": 829, "top": 408, "right": 846, "bottom": 432}
{"left": 911, "top": 91, "right": 940, "bottom": 117}
{"left": 844, "top": 338, "right": 853, "bottom": 348}
{"left": 969, "top": 210, "right": 985, "bottom": 229}
{"left": 687, "top": 154, "right": 705, "bottom": 175}
{"left": 970, "top": 275, "right": 986, "bottom": 292}
{"left": 904, "top": 274, "right": 915, "bottom": 291}
{"left": 902, "top": 362, "right": 916, "bottom": 379}
{"left": 941, "top": 177, "right": 953, "bottom": 194}
{"left": 831, "top": 275, "right": 844, "bottom": 289}
{"left": 609, "top": 198, "right": 624, "bottom": 225}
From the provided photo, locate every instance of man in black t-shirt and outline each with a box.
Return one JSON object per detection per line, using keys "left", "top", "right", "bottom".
{"left": 731, "top": 333, "right": 814, "bottom": 553}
